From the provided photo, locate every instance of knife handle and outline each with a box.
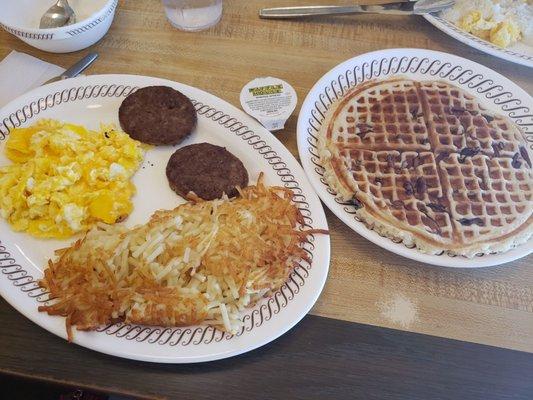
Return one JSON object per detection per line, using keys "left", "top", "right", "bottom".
{"left": 60, "top": 52, "right": 99, "bottom": 79}
{"left": 259, "top": 5, "right": 366, "bottom": 18}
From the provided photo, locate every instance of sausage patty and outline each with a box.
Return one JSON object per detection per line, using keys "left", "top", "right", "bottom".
{"left": 119, "top": 86, "right": 197, "bottom": 145}
{"left": 166, "top": 143, "right": 249, "bottom": 200}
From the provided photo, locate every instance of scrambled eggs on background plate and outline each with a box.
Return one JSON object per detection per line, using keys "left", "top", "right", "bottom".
{"left": 0, "top": 119, "right": 144, "bottom": 238}
{"left": 443, "top": 0, "right": 533, "bottom": 48}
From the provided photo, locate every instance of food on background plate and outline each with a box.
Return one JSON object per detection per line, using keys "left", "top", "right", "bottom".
{"left": 0, "top": 120, "right": 144, "bottom": 238}
{"left": 119, "top": 86, "right": 197, "bottom": 145}
{"left": 318, "top": 77, "right": 532, "bottom": 257}
{"left": 442, "top": 0, "right": 533, "bottom": 48}
{"left": 166, "top": 142, "right": 249, "bottom": 200}
{"left": 38, "top": 175, "right": 328, "bottom": 340}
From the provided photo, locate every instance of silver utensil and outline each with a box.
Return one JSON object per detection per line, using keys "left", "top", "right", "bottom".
{"left": 43, "top": 53, "right": 99, "bottom": 85}
{"left": 259, "top": 0, "right": 454, "bottom": 18}
{"left": 39, "top": 0, "right": 76, "bottom": 29}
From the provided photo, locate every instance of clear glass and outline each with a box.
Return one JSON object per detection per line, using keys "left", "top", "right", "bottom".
{"left": 162, "top": 0, "right": 223, "bottom": 31}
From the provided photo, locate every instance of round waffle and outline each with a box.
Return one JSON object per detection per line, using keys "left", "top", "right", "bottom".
{"left": 318, "top": 77, "right": 532, "bottom": 257}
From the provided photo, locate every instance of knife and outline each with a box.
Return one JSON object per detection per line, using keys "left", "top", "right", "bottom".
{"left": 259, "top": 0, "right": 454, "bottom": 18}
{"left": 43, "top": 52, "right": 99, "bottom": 85}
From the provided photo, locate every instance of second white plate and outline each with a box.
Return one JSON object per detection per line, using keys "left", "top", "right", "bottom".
{"left": 424, "top": 14, "right": 533, "bottom": 69}
{"left": 297, "top": 48, "right": 532, "bottom": 268}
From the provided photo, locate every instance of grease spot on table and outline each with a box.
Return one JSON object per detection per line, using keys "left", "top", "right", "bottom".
{"left": 378, "top": 293, "right": 419, "bottom": 329}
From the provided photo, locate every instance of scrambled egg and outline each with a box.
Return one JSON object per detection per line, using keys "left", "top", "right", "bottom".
{"left": 0, "top": 120, "right": 144, "bottom": 238}
{"left": 458, "top": 10, "right": 522, "bottom": 47}
{"left": 444, "top": 0, "right": 533, "bottom": 48}
{"left": 489, "top": 19, "right": 522, "bottom": 47}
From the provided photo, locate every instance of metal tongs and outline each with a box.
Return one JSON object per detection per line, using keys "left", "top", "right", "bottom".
{"left": 259, "top": 0, "right": 454, "bottom": 18}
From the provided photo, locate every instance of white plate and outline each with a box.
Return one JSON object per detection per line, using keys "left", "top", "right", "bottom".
{"left": 424, "top": 14, "right": 533, "bottom": 69}
{"left": 297, "top": 48, "right": 532, "bottom": 268}
{"left": 0, "top": 74, "right": 330, "bottom": 363}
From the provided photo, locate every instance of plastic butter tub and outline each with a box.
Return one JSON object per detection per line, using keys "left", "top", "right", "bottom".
{"left": 240, "top": 77, "right": 297, "bottom": 131}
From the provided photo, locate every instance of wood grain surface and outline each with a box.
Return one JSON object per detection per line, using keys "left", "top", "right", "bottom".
{"left": 0, "top": 0, "right": 532, "bottom": 356}
{"left": 1, "top": 298, "right": 532, "bottom": 400}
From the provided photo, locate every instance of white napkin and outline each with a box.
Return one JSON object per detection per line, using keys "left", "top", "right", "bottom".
{"left": 0, "top": 50, "right": 65, "bottom": 109}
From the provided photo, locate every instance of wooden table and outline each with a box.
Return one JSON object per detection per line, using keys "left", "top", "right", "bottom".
{"left": 0, "top": 1, "right": 532, "bottom": 398}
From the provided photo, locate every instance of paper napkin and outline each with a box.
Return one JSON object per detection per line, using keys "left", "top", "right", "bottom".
{"left": 0, "top": 50, "right": 65, "bottom": 109}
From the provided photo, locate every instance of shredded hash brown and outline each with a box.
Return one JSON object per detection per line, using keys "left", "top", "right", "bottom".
{"left": 38, "top": 174, "right": 327, "bottom": 340}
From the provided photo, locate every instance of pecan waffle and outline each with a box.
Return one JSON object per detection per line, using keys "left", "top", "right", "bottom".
{"left": 318, "top": 77, "right": 532, "bottom": 257}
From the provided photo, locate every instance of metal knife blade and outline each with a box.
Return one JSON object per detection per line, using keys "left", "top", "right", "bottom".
{"left": 43, "top": 52, "right": 99, "bottom": 85}
{"left": 259, "top": 1, "right": 454, "bottom": 18}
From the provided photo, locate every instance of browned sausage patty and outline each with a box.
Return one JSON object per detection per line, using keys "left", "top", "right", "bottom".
{"left": 166, "top": 143, "right": 249, "bottom": 200}
{"left": 119, "top": 86, "right": 197, "bottom": 145}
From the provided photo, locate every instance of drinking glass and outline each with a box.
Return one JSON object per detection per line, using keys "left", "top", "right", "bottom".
{"left": 162, "top": 0, "right": 223, "bottom": 31}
